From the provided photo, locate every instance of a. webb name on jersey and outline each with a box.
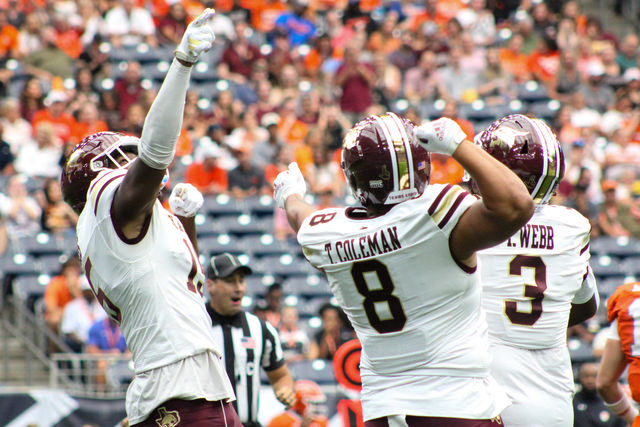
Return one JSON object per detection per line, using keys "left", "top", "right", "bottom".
{"left": 323, "top": 226, "right": 401, "bottom": 264}
{"left": 505, "top": 223, "right": 554, "bottom": 249}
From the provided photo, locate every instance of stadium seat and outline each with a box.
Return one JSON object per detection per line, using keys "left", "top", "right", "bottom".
{"left": 38, "top": 254, "right": 66, "bottom": 276}
{"left": 568, "top": 338, "right": 595, "bottom": 363}
{"left": 244, "top": 275, "right": 273, "bottom": 298}
{"left": 590, "top": 236, "right": 640, "bottom": 258}
{"left": 253, "top": 254, "right": 315, "bottom": 279}
{"left": 621, "top": 256, "right": 640, "bottom": 277}
{"left": 516, "top": 81, "right": 550, "bottom": 103}
{"left": 282, "top": 276, "right": 332, "bottom": 299}
{"left": 598, "top": 276, "right": 625, "bottom": 298}
{"left": 239, "top": 234, "right": 289, "bottom": 257}
{"left": 212, "top": 215, "right": 270, "bottom": 236}
{"left": 244, "top": 195, "right": 276, "bottom": 218}
{"left": 21, "top": 232, "right": 64, "bottom": 257}
{"left": 591, "top": 255, "right": 626, "bottom": 279}
{"left": 288, "top": 359, "right": 336, "bottom": 385}
{"left": 12, "top": 274, "right": 49, "bottom": 311}
{"left": 528, "top": 100, "right": 561, "bottom": 121}
{"left": 195, "top": 213, "right": 219, "bottom": 237}
{"left": 202, "top": 195, "right": 244, "bottom": 217}
{"left": 0, "top": 253, "right": 41, "bottom": 277}
{"left": 198, "top": 234, "right": 244, "bottom": 258}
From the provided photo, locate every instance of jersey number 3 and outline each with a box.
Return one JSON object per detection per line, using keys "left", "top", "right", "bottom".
{"left": 351, "top": 260, "right": 406, "bottom": 334}
{"left": 505, "top": 255, "right": 547, "bottom": 326}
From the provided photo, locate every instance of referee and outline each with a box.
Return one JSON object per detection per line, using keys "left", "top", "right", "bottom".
{"left": 206, "top": 253, "right": 296, "bottom": 427}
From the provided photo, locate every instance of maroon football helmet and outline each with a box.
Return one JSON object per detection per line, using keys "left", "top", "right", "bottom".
{"left": 341, "top": 112, "right": 430, "bottom": 206}
{"left": 473, "top": 114, "right": 565, "bottom": 204}
{"left": 61, "top": 132, "right": 140, "bottom": 214}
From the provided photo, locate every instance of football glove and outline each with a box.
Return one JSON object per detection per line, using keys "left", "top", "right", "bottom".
{"left": 274, "top": 162, "right": 306, "bottom": 209}
{"left": 174, "top": 8, "right": 216, "bottom": 63}
{"left": 414, "top": 117, "right": 467, "bottom": 156}
{"left": 169, "top": 183, "right": 204, "bottom": 217}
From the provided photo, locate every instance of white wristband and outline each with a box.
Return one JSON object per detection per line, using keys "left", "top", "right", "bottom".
{"left": 605, "top": 394, "right": 638, "bottom": 423}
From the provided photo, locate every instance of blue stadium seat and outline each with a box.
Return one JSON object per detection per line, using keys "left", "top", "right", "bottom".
{"left": 591, "top": 255, "right": 626, "bottom": 279}
{"left": 254, "top": 254, "right": 315, "bottom": 279}
{"left": 239, "top": 234, "right": 289, "bottom": 257}
{"left": 621, "top": 257, "right": 640, "bottom": 277}
{"left": 0, "top": 253, "right": 40, "bottom": 277}
{"left": 245, "top": 275, "right": 273, "bottom": 298}
{"left": 195, "top": 213, "right": 219, "bottom": 237}
{"left": 516, "top": 81, "right": 550, "bottom": 103}
{"left": 21, "top": 232, "right": 64, "bottom": 257}
{"left": 590, "top": 236, "right": 640, "bottom": 258}
{"left": 282, "top": 276, "right": 332, "bottom": 299}
{"left": 38, "top": 254, "right": 66, "bottom": 276}
{"left": 198, "top": 234, "right": 244, "bottom": 258}
{"left": 202, "top": 195, "right": 244, "bottom": 217}
{"left": 244, "top": 195, "right": 276, "bottom": 217}
{"left": 598, "top": 276, "right": 625, "bottom": 298}
{"left": 212, "top": 215, "right": 271, "bottom": 236}
{"left": 12, "top": 274, "right": 50, "bottom": 310}
{"left": 289, "top": 359, "right": 336, "bottom": 385}
{"left": 528, "top": 100, "right": 561, "bottom": 121}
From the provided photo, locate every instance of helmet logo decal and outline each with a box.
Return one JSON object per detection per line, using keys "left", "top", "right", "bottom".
{"left": 380, "top": 165, "right": 391, "bottom": 181}
{"left": 370, "top": 180, "right": 383, "bottom": 188}
{"left": 490, "top": 127, "right": 529, "bottom": 152}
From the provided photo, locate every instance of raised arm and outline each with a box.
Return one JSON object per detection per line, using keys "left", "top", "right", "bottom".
{"left": 415, "top": 118, "right": 534, "bottom": 265}
{"left": 112, "top": 9, "right": 216, "bottom": 238}
{"left": 274, "top": 162, "right": 314, "bottom": 233}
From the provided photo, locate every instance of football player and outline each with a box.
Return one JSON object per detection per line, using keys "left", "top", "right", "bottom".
{"left": 474, "top": 114, "right": 599, "bottom": 426}
{"left": 267, "top": 380, "right": 328, "bottom": 427}
{"left": 273, "top": 112, "right": 535, "bottom": 425}
{"left": 60, "top": 9, "right": 241, "bottom": 427}
{"left": 596, "top": 281, "right": 640, "bottom": 426}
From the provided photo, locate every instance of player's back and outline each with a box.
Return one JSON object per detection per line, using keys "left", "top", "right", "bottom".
{"left": 76, "top": 170, "right": 217, "bottom": 373}
{"left": 479, "top": 204, "right": 592, "bottom": 349}
{"left": 298, "top": 184, "right": 490, "bottom": 377}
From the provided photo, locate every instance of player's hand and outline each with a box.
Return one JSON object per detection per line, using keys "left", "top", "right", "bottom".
{"left": 274, "top": 162, "right": 306, "bottom": 209}
{"left": 174, "top": 8, "right": 216, "bottom": 63}
{"left": 169, "top": 183, "right": 204, "bottom": 217}
{"left": 275, "top": 386, "right": 296, "bottom": 408}
{"left": 414, "top": 117, "right": 467, "bottom": 156}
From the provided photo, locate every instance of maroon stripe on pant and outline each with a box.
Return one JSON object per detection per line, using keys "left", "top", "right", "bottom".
{"left": 133, "top": 399, "right": 242, "bottom": 427}
{"left": 365, "top": 415, "right": 503, "bottom": 427}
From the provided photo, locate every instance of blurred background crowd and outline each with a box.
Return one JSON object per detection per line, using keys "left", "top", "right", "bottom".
{"left": 0, "top": 0, "right": 640, "bottom": 406}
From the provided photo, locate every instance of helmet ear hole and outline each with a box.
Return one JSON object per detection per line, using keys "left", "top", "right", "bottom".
{"left": 520, "top": 141, "right": 529, "bottom": 154}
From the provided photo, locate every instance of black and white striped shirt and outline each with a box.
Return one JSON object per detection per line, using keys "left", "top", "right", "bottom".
{"left": 207, "top": 306, "right": 285, "bottom": 425}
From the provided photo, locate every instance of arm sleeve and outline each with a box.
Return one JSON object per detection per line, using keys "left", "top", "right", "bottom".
{"left": 608, "top": 319, "right": 620, "bottom": 341}
{"left": 138, "top": 59, "right": 192, "bottom": 170}
{"left": 572, "top": 265, "right": 599, "bottom": 305}
{"left": 262, "top": 320, "right": 286, "bottom": 371}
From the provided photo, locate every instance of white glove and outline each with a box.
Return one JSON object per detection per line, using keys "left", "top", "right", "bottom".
{"left": 414, "top": 117, "right": 467, "bottom": 156}
{"left": 274, "top": 162, "right": 306, "bottom": 209}
{"left": 174, "top": 8, "right": 216, "bottom": 63}
{"left": 169, "top": 183, "right": 204, "bottom": 217}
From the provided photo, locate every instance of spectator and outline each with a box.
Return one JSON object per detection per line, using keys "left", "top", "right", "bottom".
{"left": 205, "top": 253, "right": 295, "bottom": 424}
{"left": 528, "top": 36, "right": 559, "bottom": 85}
{"left": 0, "top": 173, "right": 41, "bottom": 238}
{"left": 574, "top": 362, "right": 626, "bottom": 427}
{"left": 156, "top": 2, "right": 188, "bottom": 46}
{"left": 366, "top": 11, "right": 402, "bottom": 54}
{"left": 264, "top": 282, "right": 283, "bottom": 328}
{"left": 24, "top": 26, "right": 74, "bottom": 79}
{"left": 273, "top": 0, "right": 315, "bottom": 47}
{"left": 77, "top": 35, "right": 109, "bottom": 79}
{"left": 617, "top": 33, "right": 639, "bottom": 73}
{"left": 477, "top": 47, "right": 515, "bottom": 104}
{"left": 0, "top": 9, "right": 19, "bottom": 59}
{"left": 104, "top": 0, "right": 157, "bottom": 48}
{"left": 278, "top": 305, "right": 310, "bottom": 363}
{"left": 459, "top": 31, "right": 487, "bottom": 76}
{"left": 456, "top": 0, "right": 496, "bottom": 47}
{"left": 403, "top": 50, "right": 446, "bottom": 106}
{"left": 305, "top": 143, "right": 342, "bottom": 197}
{"left": 60, "top": 274, "right": 105, "bottom": 353}
{"left": 371, "top": 51, "right": 402, "bottom": 108}
{"left": 219, "top": 19, "right": 263, "bottom": 84}
{"left": 39, "top": 177, "right": 78, "bottom": 235}
{"left": 185, "top": 142, "right": 228, "bottom": 195}
{"left": 252, "top": 112, "right": 284, "bottom": 170}
{"left": 0, "top": 121, "right": 15, "bottom": 174}
{"left": 14, "top": 121, "right": 62, "bottom": 179}
{"left": 438, "top": 45, "right": 480, "bottom": 103}
{"left": 308, "top": 303, "right": 354, "bottom": 361}
{"left": 549, "top": 48, "right": 582, "bottom": 104}
{"left": 334, "top": 42, "right": 375, "bottom": 122}
{"left": 0, "top": 97, "right": 32, "bottom": 154}
{"left": 113, "top": 61, "right": 144, "bottom": 119}
{"left": 18, "top": 76, "right": 44, "bottom": 122}
{"left": 579, "top": 62, "right": 616, "bottom": 113}
{"left": 44, "top": 257, "right": 82, "bottom": 335}
{"left": 70, "top": 102, "right": 108, "bottom": 144}
{"left": 86, "top": 317, "right": 129, "bottom": 388}
{"left": 598, "top": 180, "right": 636, "bottom": 238}
{"left": 228, "top": 147, "right": 269, "bottom": 199}
{"left": 499, "top": 33, "right": 531, "bottom": 83}
{"left": 317, "top": 103, "right": 350, "bottom": 152}
{"left": 69, "top": 67, "right": 101, "bottom": 114}
{"left": 17, "top": 12, "right": 43, "bottom": 58}
{"left": 51, "top": 12, "right": 82, "bottom": 60}
{"left": 31, "top": 91, "right": 76, "bottom": 145}
{"left": 0, "top": 216, "right": 7, "bottom": 256}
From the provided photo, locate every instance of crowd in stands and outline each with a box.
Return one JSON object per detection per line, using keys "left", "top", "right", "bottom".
{"left": 0, "top": 0, "right": 639, "bottom": 399}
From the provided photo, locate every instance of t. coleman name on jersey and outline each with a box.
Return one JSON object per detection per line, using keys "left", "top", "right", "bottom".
{"left": 324, "top": 226, "right": 401, "bottom": 264}
{"left": 506, "top": 223, "right": 555, "bottom": 249}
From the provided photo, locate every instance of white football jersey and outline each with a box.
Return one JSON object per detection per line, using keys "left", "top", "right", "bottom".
{"left": 299, "top": 184, "right": 509, "bottom": 420}
{"left": 76, "top": 169, "right": 222, "bottom": 373}
{"left": 478, "top": 204, "right": 597, "bottom": 350}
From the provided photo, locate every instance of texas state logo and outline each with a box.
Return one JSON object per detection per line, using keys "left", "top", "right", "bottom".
{"left": 155, "top": 407, "right": 181, "bottom": 427}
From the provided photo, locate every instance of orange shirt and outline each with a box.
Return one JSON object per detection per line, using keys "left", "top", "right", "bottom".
{"left": 0, "top": 24, "right": 19, "bottom": 56}
{"left": 185, "top": 162, "right": 228, "bottom": 193}
{"left": 607, "top": 282, "right": 640, "bottom": 403}
{"left": 499, "top": 48, "right": 530, "bottom": 82}
{"left": 528, "top": 51, "right": 560, "bottom": 83}
{"left": 70, "top": 120, "right": 109, "bottom": 144}
{"left": 252, "top": 1, "right": 288, "bottom": 33}
{"left": 268, "top": 411, "right": 328, "bottom": 427}
{"left": 55, "top": 29, "right": 83, "bottom": 59}
{"left": 430, "top": 155, "right": 464, "bottom": 185}
{"left": 32, "top": 110, "right": 77, "bottom": 144}
{"left": 44, "top": 275, "right": 74, "bottom": 318}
